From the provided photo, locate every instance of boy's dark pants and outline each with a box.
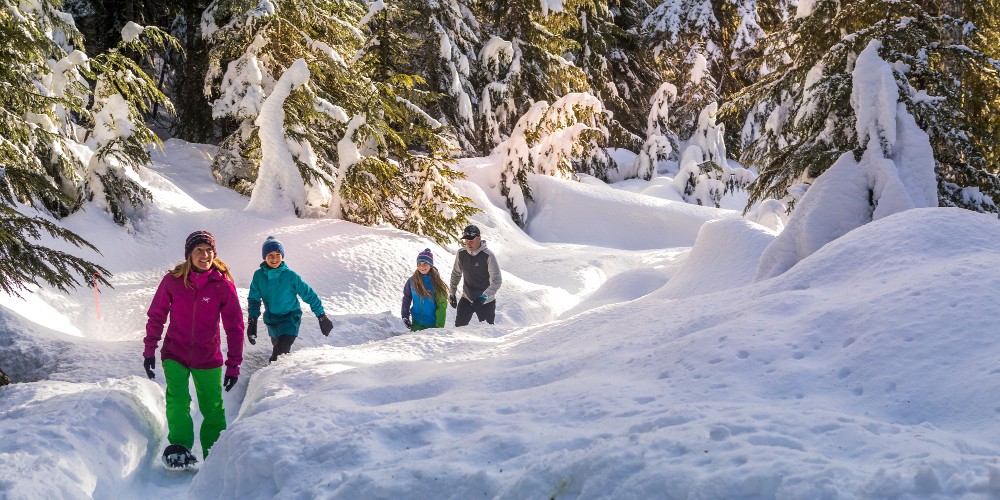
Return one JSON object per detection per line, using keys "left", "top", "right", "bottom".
{"left": 270, "top": 335, "right": 296, "bottom": 362}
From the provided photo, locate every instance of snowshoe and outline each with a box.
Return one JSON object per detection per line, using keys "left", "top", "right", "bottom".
{"left": 162, "top": 444, "right": 198, "bottom": 470}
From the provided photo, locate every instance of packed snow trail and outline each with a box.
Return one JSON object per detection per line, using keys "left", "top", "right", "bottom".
{"left": 0, "top": 140, "right": 697, "bottom": 497}
{"left": 5, "top": 140, "right": 1000, "bottom": 498}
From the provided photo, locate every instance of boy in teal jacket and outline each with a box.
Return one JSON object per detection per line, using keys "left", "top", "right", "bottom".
{"left": 247, "top": 236, "right": 333, "bottom": 362}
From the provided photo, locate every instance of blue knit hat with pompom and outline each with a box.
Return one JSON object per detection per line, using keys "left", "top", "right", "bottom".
{"left": 262, "top": 236, "right": 284, "bottom": 259}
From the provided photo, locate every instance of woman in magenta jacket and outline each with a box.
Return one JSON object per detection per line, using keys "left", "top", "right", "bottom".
{"left": 143, "top": 230, "right": 244, "bottom": 468}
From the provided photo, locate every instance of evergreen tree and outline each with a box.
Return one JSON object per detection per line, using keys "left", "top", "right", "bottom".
{"left": 7, "top": 1, "right": 176, "bottom": 228}
{"left": 204, "top": 0, "right": 476, "bottom": 243}
{"left": 0, "top": 0, "right": 160, "bottom": 297}
{"left": 85, "top": 0, "right": 166, "bottom": 53}
{"left": 0, "top": 16, "right": 114, "bottom": 291}
{"left": 568, "top": 0, "right": 660, "bottom": 148}
{"left": 634, "top": 82, "right": 678, "bottom": 180}
{"left": 244, "top": 58, "right": 313, "bottom": 215}
{"left": 536, "top": 93, "right": 614, "bottom": 180}
{"left": 728, "top": 0, "right": 1000, "bottom": 214}
{"left": 714, "top": 0, "right": 766, "bottom": 95}
{"left": 64, "top": 0, "right": 166, "bottom": 54}
{"left": 0, "top": 204, "right": 110, "bottom": 298}
{"left": 477, "top": 0, "right": 589, "bottom": 150}
{"left": 672, "top": 102, "right": 754, "bottom": 207}
{"left": 643, "top": 0, "right": 722, "bottom": 140}
{"left": 203, "top": 0, "right": 366, "bottom": 198}
{"left": 0, "top": 0, "right": 111, "bottom": 284}
{"left": 408, "top": 0, "right": 481, "bottom": 154}
{"left": 64, "top": 0, "right": 215, "bottom": 142}
{"left": 496, "top": 92, "right": 612, "bottom": 225}
{"left": 477, "top": 35, "right": 519, "bottom": 151}
{"left": 643, "top": 0, "right": 770, "bottom": 151}
{"left": 713, "top": 0, "right": 771, "bottom": 153}
{"left": 495, "top": 101, "right": 542, "bottom": 225}
{"left": 948, "top": 0, "right": 1000, "bottom": 206}
{"left": 344, "top": 0, "right": 478, "bottom": 242}
{"left": 3, "top": 0, "right": 88, "bottom": 216}
{"left": 756, "top": 40, "right": 938, "bottom": 280}
{"left": 83, "top": 25, "right": 178, "bottom": 226}
{"left": 398, "top": 149, "right": 480, "bottom": 245}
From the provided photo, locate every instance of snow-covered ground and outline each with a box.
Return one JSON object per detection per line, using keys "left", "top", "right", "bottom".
{"left": 2, "top": 139, "right": 1000, "bottom": 499}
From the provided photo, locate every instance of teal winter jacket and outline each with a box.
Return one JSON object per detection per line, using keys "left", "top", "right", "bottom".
{"left": 248, "top": 262, "right": 324, "bottom": 337}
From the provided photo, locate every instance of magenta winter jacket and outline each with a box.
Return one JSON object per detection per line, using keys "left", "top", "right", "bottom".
{"left": 144, "top": 268, "right": 244, "bottom": 377}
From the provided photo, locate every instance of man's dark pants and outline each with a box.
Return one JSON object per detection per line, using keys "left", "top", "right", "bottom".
{"left": 455, "top": 297, "right": 496, "bottom": 326}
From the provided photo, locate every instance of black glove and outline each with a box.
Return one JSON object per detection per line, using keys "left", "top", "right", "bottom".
{"left": 143, "top": 357, "right": 155, "bottom": 379}
{"left": 448, "top": 294, "right": 457, "bottom": 308}
{"left": 223, "top": 376, "right": 238, "bottom": 392}
{"left": 403, "top": 317, "right": 412, "bottom": 329}
{"left": 247, "top": 316, "right": 257, "bottom": 345}
{"left": 318, "top": 314, "right": 333, "bottom": 336}
{"left": 478, "top": 294, "right": 488, "bottom": 305}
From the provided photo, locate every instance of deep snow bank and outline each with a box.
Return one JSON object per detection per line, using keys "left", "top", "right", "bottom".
{"left": 190, "top": 208, "right": 1000, "bottom": 498}
{"left": 0, "top": 377, "right": 164, "bottom": 498}
{"left": 525, "top": 174, "right": 738, "bottom": 250}
{"left": 658, "top": 217, "right": 776, "bottom": 299}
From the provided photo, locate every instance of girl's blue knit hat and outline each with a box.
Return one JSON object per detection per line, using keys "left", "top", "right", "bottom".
{"left": 416, "top": 248, "right": 433, "bottom": 266}
{"left": 262, "top": 236, "right": 284, "bottom": 259}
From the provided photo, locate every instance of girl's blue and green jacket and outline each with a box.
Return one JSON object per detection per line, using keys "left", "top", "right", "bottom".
{"left": 248, "top": 261, "right": 324, "bottom": 337}
{"left": 401, "top": 274, "right": 447, "bottom": 330}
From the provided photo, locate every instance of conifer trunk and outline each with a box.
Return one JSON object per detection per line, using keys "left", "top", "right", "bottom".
{"left": 171, "top": 7, "right": 215, "bottom": 143}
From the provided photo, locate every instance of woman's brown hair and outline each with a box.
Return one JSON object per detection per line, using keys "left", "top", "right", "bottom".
{"left": 410, "top": 266, "right": 448, "bottom": 300}
{"left": 170, "top": 256, "right": 234, "bottom": 288}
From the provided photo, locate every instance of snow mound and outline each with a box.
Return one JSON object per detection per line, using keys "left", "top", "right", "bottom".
{"left": 761, "top": 208, "right": 996, "bottom": 293}
{"left": 659, "top": 217, "right": 776, "bottom": 299}
{"left": 526, "top": 174, "right": 737, "bottom": 249}
{"left": 0, "top": 378, "right": 163, "bottom": 498}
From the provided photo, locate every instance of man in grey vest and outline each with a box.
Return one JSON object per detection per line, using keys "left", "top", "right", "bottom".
{"left": 449, "top": 224, "right": 502, "bottom": 326}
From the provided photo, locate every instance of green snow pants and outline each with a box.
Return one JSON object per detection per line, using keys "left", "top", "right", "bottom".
{"left": 163, "top": 359, "right": 226, "bottom": 457}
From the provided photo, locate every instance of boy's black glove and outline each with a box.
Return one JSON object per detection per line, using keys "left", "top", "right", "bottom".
{"left": 223, "top": 376, "right": 238, "bottom": 392}
{"left": 318, "top": 314, "right": 333, "bottom": 336}
{"left": 143, "top": 357, "right": 155, "bottom": 379}
{"left": 403, "top": 317, "right": 412, "bottom": 329}
{"left": 448, "top": 294, "right": 457, "bottom": 308}
{"left": 247, "top": 317, "right": 257, "bottom": 345}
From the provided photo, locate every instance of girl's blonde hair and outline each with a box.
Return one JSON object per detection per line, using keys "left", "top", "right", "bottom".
{"left": 411, "top": 266, "right": 449, "bottom": 300}
{"left": 170, "top": 256, "right": 234, "bottom": 288}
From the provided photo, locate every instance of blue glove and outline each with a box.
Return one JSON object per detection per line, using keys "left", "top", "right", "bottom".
{"left": 478, "top": 294, "right": 488, "bottom": 304}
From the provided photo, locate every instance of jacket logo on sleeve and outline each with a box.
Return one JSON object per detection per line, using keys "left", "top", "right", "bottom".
{"left": 202, "top": 297, "right": 212, "bottom": 303}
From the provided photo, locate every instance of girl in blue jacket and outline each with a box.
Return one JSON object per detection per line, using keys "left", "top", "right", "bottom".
{"left": 400, "top": 249, "right": 449, "bottom": 331}
{"left": 247, "top": 236, "right": 333, "bottom": 362}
